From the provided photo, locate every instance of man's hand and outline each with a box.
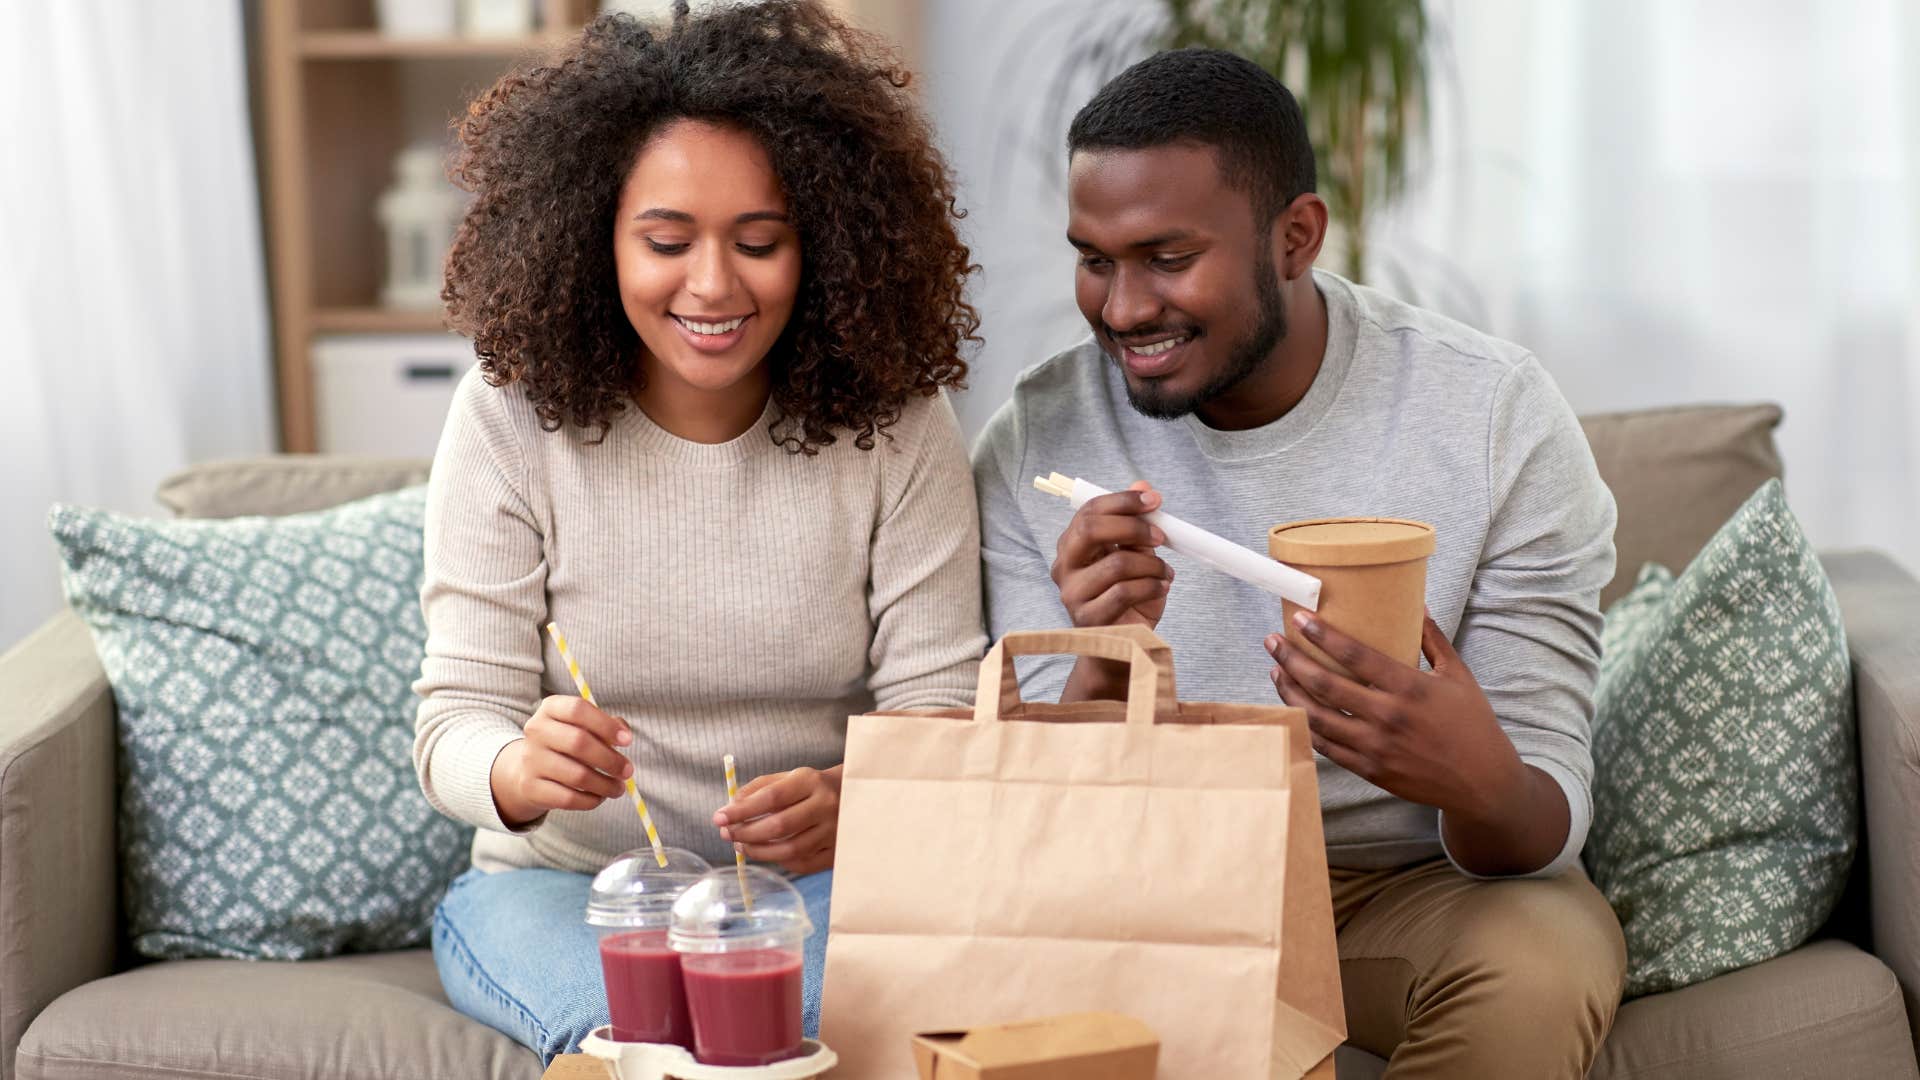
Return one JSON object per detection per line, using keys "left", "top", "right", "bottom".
{"left": 1266, "top": 611, "right": 1570, "bottom": 876}
{"left": 490, "top": 695, "right": 634, "bottom": 829}
{"left": 713, "top": 765, "right": 842, "bottom": 875}
{"left": 1051, "top": 481, "right": 1174, "bottom": 702}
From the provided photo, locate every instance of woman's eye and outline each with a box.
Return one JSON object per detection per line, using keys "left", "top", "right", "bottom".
{"left": 645, "top": 239, "right": 690, "bottom": 255}
{"left": 736, "top": 242, "right": 778, "bottom": 257}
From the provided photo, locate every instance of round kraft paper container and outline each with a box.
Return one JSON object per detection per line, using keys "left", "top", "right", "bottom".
{"left": 1269, "top": 518, "right": 1436, "bottom": 676}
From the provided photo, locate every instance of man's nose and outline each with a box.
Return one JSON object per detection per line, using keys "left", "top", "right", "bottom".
{"left": 1101, "top": 265, "right": 1160, "bottom": 335}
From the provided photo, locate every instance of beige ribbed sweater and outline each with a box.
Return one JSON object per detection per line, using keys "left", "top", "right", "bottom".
{"left": 413, "top": 369, "right": 985, "bottom": 873}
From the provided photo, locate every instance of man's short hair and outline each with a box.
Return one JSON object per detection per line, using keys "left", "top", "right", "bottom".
{"left": 1067, "top": 47, "right": 1316, "bottom": 224}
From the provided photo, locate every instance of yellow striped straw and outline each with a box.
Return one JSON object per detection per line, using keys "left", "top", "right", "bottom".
{"left": 546, "top": 622, "right": 666, "bottom": 868}
{"left": 723, "top": 754, "right": 754, "bottom": 911}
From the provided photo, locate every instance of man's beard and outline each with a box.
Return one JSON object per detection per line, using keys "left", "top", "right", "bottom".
{"left": 1112, "top": 247, "right": 1288, "bottom": 421}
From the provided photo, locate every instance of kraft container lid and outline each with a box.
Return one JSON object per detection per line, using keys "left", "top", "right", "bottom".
{"left": 1268, "top": 518, "right": 1436, "bottom": 566}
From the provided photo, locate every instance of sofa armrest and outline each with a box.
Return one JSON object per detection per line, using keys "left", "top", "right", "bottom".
{"left": 0, "top": 611, "right": 117, "bottom": 1080}
{"left": 1822, "top": 550, "right": 1920, "bottom": 1056}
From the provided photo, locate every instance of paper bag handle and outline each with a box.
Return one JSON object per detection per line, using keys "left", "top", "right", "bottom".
{"left": 976, "top": 625, "right": 1178, "bottom": 727}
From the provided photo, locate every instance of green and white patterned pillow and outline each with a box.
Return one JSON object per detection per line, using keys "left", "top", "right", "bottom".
{"left": 1585, "top": 479, "right": 1856, "bottom": 997}
{"left": 49, "top": 486, "right": 473, "bottom": 961}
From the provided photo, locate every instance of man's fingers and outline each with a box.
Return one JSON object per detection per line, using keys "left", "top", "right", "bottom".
{"left": 1270, "top": 662, "right": 1379, "bottom": 763}
{"left": 1307, "top": 727, "right": 1379, "bottom": 785}
{"left": 1073, "top": 576, "right": 1169, "bottom": 627}
{"left": 1064, "top": 511, "right": 1166, "bottom": 561}
{"left": 1293, "top": 612, "right": 1411, "bottom": 692}
{"left": 1059, "top": 550, "right": 1171, "bottom": 607}
{"left": 1089, "top": 487, "right": 1161, "bottom": 516}
{"left": 1420, "top": 613, "right": 1466, "bottom": 677}
{"left": 1266, "top": 632, "right": 1394, "bottom": 720}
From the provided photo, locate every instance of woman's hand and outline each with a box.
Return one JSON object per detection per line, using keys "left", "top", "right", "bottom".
{"left": 490, "top": 695, "right": 634, "bottom": 829}
{"left": 712, "top": 765, "right": 843, "bottom": 875}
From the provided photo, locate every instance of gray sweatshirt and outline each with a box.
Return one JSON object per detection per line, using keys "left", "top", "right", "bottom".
{"left": 972, "top": 270, "right": 1616, "bottom": 877}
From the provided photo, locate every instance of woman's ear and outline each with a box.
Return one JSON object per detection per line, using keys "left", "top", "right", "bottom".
{"left": 1276, "top": 193, "right": 1329, "bottom": 281}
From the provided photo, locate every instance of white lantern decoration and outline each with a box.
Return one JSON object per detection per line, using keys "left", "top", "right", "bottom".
{"left": 600, "top": 0, "right": 710, "bottom": 20}
{"left": 460, "top": 0, "right": 537, "bottom": 37}
{"left": 375, "top": 0, "right": 459, "bottom": 38}
{"left": 377, "top": 145, "right": 466, "bottom": 311}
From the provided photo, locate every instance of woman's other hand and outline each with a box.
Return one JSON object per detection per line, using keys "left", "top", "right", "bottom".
{"left": 712, "top": 765, "right": 843, "bottom": 875}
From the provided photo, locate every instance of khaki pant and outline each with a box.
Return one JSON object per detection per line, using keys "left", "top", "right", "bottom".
{"left": 1332, "top": 858, "right": 1627, "bottom": 1079}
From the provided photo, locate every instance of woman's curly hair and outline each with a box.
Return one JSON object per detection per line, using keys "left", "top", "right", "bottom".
{"left": 443, "top": 0, "right": 978, "bottom": 452}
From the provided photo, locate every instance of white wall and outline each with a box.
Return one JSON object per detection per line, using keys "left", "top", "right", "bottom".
{"left": 921, "top": 0, "right": 1167, "bottom": 437}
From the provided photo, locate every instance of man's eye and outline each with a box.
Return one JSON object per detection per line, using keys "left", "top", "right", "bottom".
{"left": 1079, "top": 256, "right": 1111, "bottom": 271}
{"left": 1152, "top": 254, "right": 1196, "bottom": 271}
{"left": 645, "top": 240, "right": 689, "bottom": 255}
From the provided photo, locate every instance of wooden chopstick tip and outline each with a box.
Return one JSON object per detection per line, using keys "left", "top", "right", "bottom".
{"left": 1032, "top": 473, "right": 1075, "bottom": 498}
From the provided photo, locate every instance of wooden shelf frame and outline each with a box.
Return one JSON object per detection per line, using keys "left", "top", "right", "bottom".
{"left": 299, "top": 30, "right": 577, "bottom": 60}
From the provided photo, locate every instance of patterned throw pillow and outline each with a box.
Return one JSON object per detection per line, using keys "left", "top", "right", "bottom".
{"left": 1585, "top": 479, "right": 1856, "bottom": 997}
{"left": 49, "top": 487, "right": 472, "bottom": 960}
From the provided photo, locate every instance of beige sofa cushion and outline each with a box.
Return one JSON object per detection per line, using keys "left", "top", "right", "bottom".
{"left": 1337, "top": 940, "right": 1915, "bottom": 1080}
{"left": 1578, "top": 404, "right": 1784, "bottom": 608}
{"left": 1594, "top": 940, "right": 1916, "bottom": 1079}
{"left": 15, "top": 950, "right": 540, "bottom": 1080}
{"left": 155, "top": 457, "right": 430, "bottom": 520}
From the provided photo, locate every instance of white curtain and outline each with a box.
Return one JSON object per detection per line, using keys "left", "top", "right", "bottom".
{"left": 0, "top": 2, "right": 273, "bottom": 646}
{"left": 925, "top": 0, "right": 1920, "bottom": 576}
{"left": 1382, "top": 0, "right": 1920, "bottom": 574}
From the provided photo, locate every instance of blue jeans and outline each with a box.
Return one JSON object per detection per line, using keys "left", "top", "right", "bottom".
{"left": 431, "top": 866, "right": 834, "bottom": 1064}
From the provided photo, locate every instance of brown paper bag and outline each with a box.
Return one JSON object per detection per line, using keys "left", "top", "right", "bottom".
{"left": 820, "top": 625, "right": 1346, "bottom": 1078}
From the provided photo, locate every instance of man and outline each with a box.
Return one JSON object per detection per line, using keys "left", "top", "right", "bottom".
{"left": 973, "top": 48, "right": 1626, "bottom": 1077}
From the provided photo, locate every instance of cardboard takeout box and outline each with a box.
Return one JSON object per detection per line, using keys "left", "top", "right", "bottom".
{"left": 912, "top": 1012, "right": 1159, "bottom": 1080}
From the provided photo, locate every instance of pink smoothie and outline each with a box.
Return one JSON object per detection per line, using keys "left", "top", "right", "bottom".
{"left": 682, "top": 948, "right": 805, "bottom": 1066}
{"left": 598, "top": 930, "right": 693, "bottom": 1048}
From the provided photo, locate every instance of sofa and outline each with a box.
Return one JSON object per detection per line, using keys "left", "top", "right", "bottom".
{"left": 5, "top": 404, "right": 1918, "bottom": 1080}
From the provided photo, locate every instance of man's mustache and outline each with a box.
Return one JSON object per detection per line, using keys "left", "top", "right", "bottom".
{"left": 1103, "top": 323, "right": 1203, "bottom": 347}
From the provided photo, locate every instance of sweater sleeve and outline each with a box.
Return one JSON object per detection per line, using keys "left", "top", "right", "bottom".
{"left": 972, "top": 391, "right": 1079, "bottom": 702}
{"left": 412, "top": 370, "right": 549, "bottom": 836}
{"left": 1439, "top": 356, "right": 1617, "bottom": 878}
{"left": 865, "top": 392, "right": 987, "bottom": 711}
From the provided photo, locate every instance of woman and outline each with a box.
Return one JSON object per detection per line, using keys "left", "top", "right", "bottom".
{"left": 412, "top": 0, "right": 985, "bottom": 1061}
